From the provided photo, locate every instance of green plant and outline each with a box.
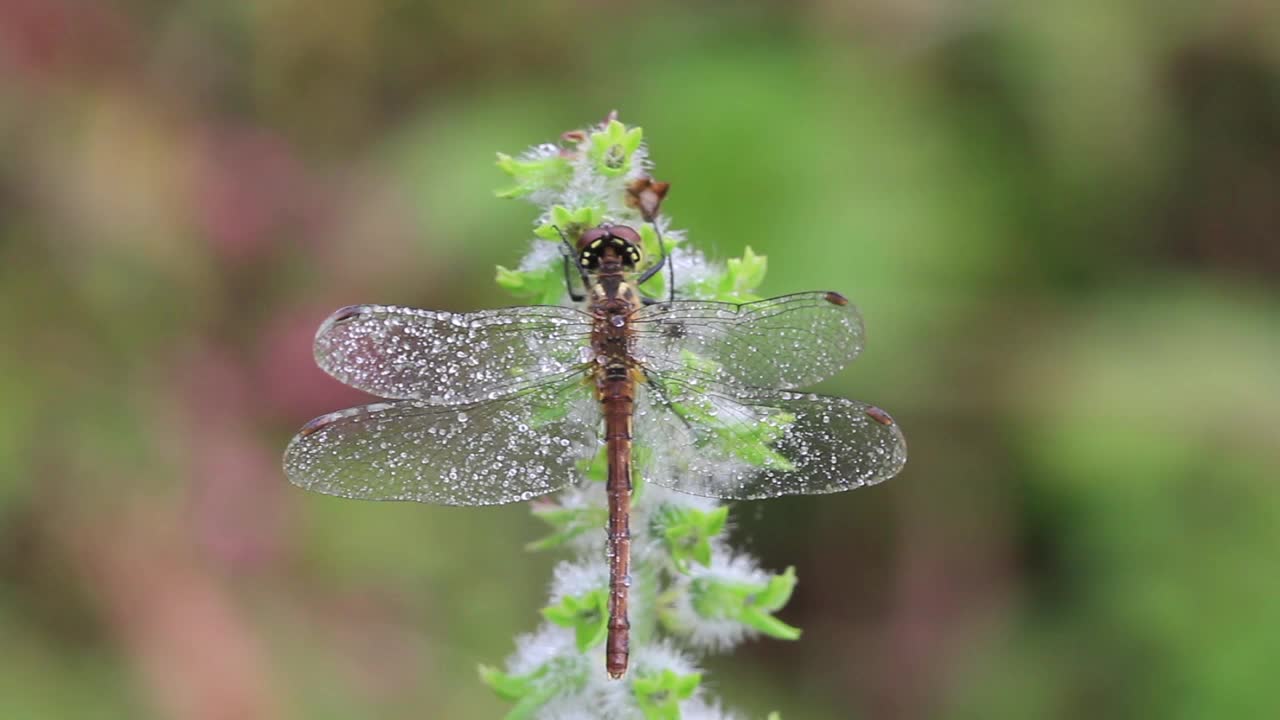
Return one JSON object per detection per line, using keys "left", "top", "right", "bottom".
{"left": 481, "top": 115, "right": 795, "bottom": 720}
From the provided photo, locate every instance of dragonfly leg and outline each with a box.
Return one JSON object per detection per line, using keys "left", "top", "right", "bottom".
{"left": 554, "top": 225, "right": 592, "bottom": 297}
{"left": 635, "top": 220, "right": 673, "bottom": 303}
{"left": 561, "top": 256, "right": 586, "bottom": 302}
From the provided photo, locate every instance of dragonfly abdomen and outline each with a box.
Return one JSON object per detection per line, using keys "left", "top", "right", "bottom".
{"left": 600, "top": 375, "right": 634, "bottom": 679}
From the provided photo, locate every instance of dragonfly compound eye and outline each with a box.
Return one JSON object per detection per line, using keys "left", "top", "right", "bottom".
{"left": 578, "top": 225, "right": 644, "bottom": 270}
{"left": 607, "top": 225, "right": 643, "bottom": 268}
{"left": 575, "top": 227, "right": 607, "bottom": 270}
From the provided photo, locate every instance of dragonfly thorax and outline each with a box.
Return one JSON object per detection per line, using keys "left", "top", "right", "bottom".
{"left": 578, "top": 224, "right": 643, "bottom": 272}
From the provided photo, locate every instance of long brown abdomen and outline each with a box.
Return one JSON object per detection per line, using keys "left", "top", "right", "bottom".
{"left": 601, "top": 376, "right": 633, "bottom": 679}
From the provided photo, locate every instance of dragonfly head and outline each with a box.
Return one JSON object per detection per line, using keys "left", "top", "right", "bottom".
{"left": 578, "top": 224, "right": 643, "bottom": 272}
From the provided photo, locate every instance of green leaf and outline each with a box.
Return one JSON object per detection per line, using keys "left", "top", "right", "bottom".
{"left": 706, "top": 506, "right": 728, "bottom": 535}
{"left": 725, "top": 246, "right": 767, "bottom": 294}
{"left": 534, "top": 205, "right": 606, "bottom": 244}
{"left": 753, "top": 566, "right": 798, "bottom": 609}
{"left": 541, "top": 589, "right": 609, "bottom": 651}
{"left": 631, "top": 443, "right": 651, "bottom": 500}
{"left": 527, "top": 504, "right": 609, "bottom": 551}
{"left": 589, "top": 120, "right": 644, "bottom": 177}
{"left": 525, "top": 379, "right": 592, "bottom": 426}
{"left": 633, "top": 669, "right": 702, "bottom": 720}
{"left": 576, "top": 446, "right": 609, "bottom": 484}
{"left": 722, "top": 410, "right": 796, "bottom": 470}
{"left": 478, "top": 665, "right": 533, "bottom": 702}
{"left": 690, "top": 567, "right": 802, "bottom": 640}
{"left": 494, "top": 262, "right": 566, "bottom": 305}
{"left": 495, "top": 151, "right": 573, "bottom": 199}
{"left": 668, "top": 390, "right": 797, "bottom": 471}
{"left": 738, "top": 608, "right": 802, "bottom": 641}
{"left": 673, "top": 672, "right": 702, "bottom": 696}
{"left": 479, "top": 660, "right": 586, "bottom": 720}
{"left": 677, "top": 349, "right": 721, "bottom": 378}
{"left": 686, "top": 246, "right": 769, "bottom": 303}
{"left": 656, "top": 505, "right": 730, "bottom": 573}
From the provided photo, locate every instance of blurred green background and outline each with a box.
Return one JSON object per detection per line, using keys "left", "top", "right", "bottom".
{"left": 2, "top": 1, "right": 1278, "bottom": 718}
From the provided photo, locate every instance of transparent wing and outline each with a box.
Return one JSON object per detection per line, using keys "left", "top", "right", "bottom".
{"left": 633, "top": 377, "right": 906, "bottom": 500}
{"left": 283, "top": 374, "right": 601, "bottom": 505}
{"left": 314, "top": 304, "right": 593, "bottom": 403}
{"left": 629, "top": 292, "right": 864, "bottom": 391}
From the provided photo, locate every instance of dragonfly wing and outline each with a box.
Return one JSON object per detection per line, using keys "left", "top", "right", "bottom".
{"left": 284, "top": 375, "right": 601, "bottom": 505}
{"left": 634, "top": 379, "right": 906, "bottom": 500}
{"left": 314, "top": 304, "right": 593, "bottom": 402}
{"left": 629, "top": 292, "right": 865, "bottom": 391}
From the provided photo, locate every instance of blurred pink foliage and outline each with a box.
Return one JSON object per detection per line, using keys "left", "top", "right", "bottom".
{"left": 0, "top": 0, "right": 131, "bottom": 81}
{"left": 67, "top": 503, "right": 285, "bottom": 720}
{"left": 194, "top": 128, "right": 316, "bottom": 265}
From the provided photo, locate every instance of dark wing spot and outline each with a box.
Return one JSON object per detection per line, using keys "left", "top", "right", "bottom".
{"left": 330, "top": 306, "right": 364, "bottom": 324}
{"left": 865, "top": 406, "right": 895, "bottom": 426}
{"left": 824, "top": 291, "right": 849, "bottom": 307}
{"left": 298, "top": 414, "right": 336, "bottom": 437}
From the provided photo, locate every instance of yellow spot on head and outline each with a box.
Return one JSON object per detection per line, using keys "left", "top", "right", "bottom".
{"left": 591, "top": 239, "right": 603, "bottom": 248}
{"left": 580, "top": 258, "right": 590, "bottom": 266}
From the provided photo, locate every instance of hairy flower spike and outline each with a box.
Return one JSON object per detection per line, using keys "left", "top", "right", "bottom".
{"left": 486, "top": 115, "right": 793, "bottom": 720}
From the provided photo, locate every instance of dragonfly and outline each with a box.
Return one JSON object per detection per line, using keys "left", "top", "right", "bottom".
{"left": 283, "top": 222, "right": 907, "bottom": 679}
